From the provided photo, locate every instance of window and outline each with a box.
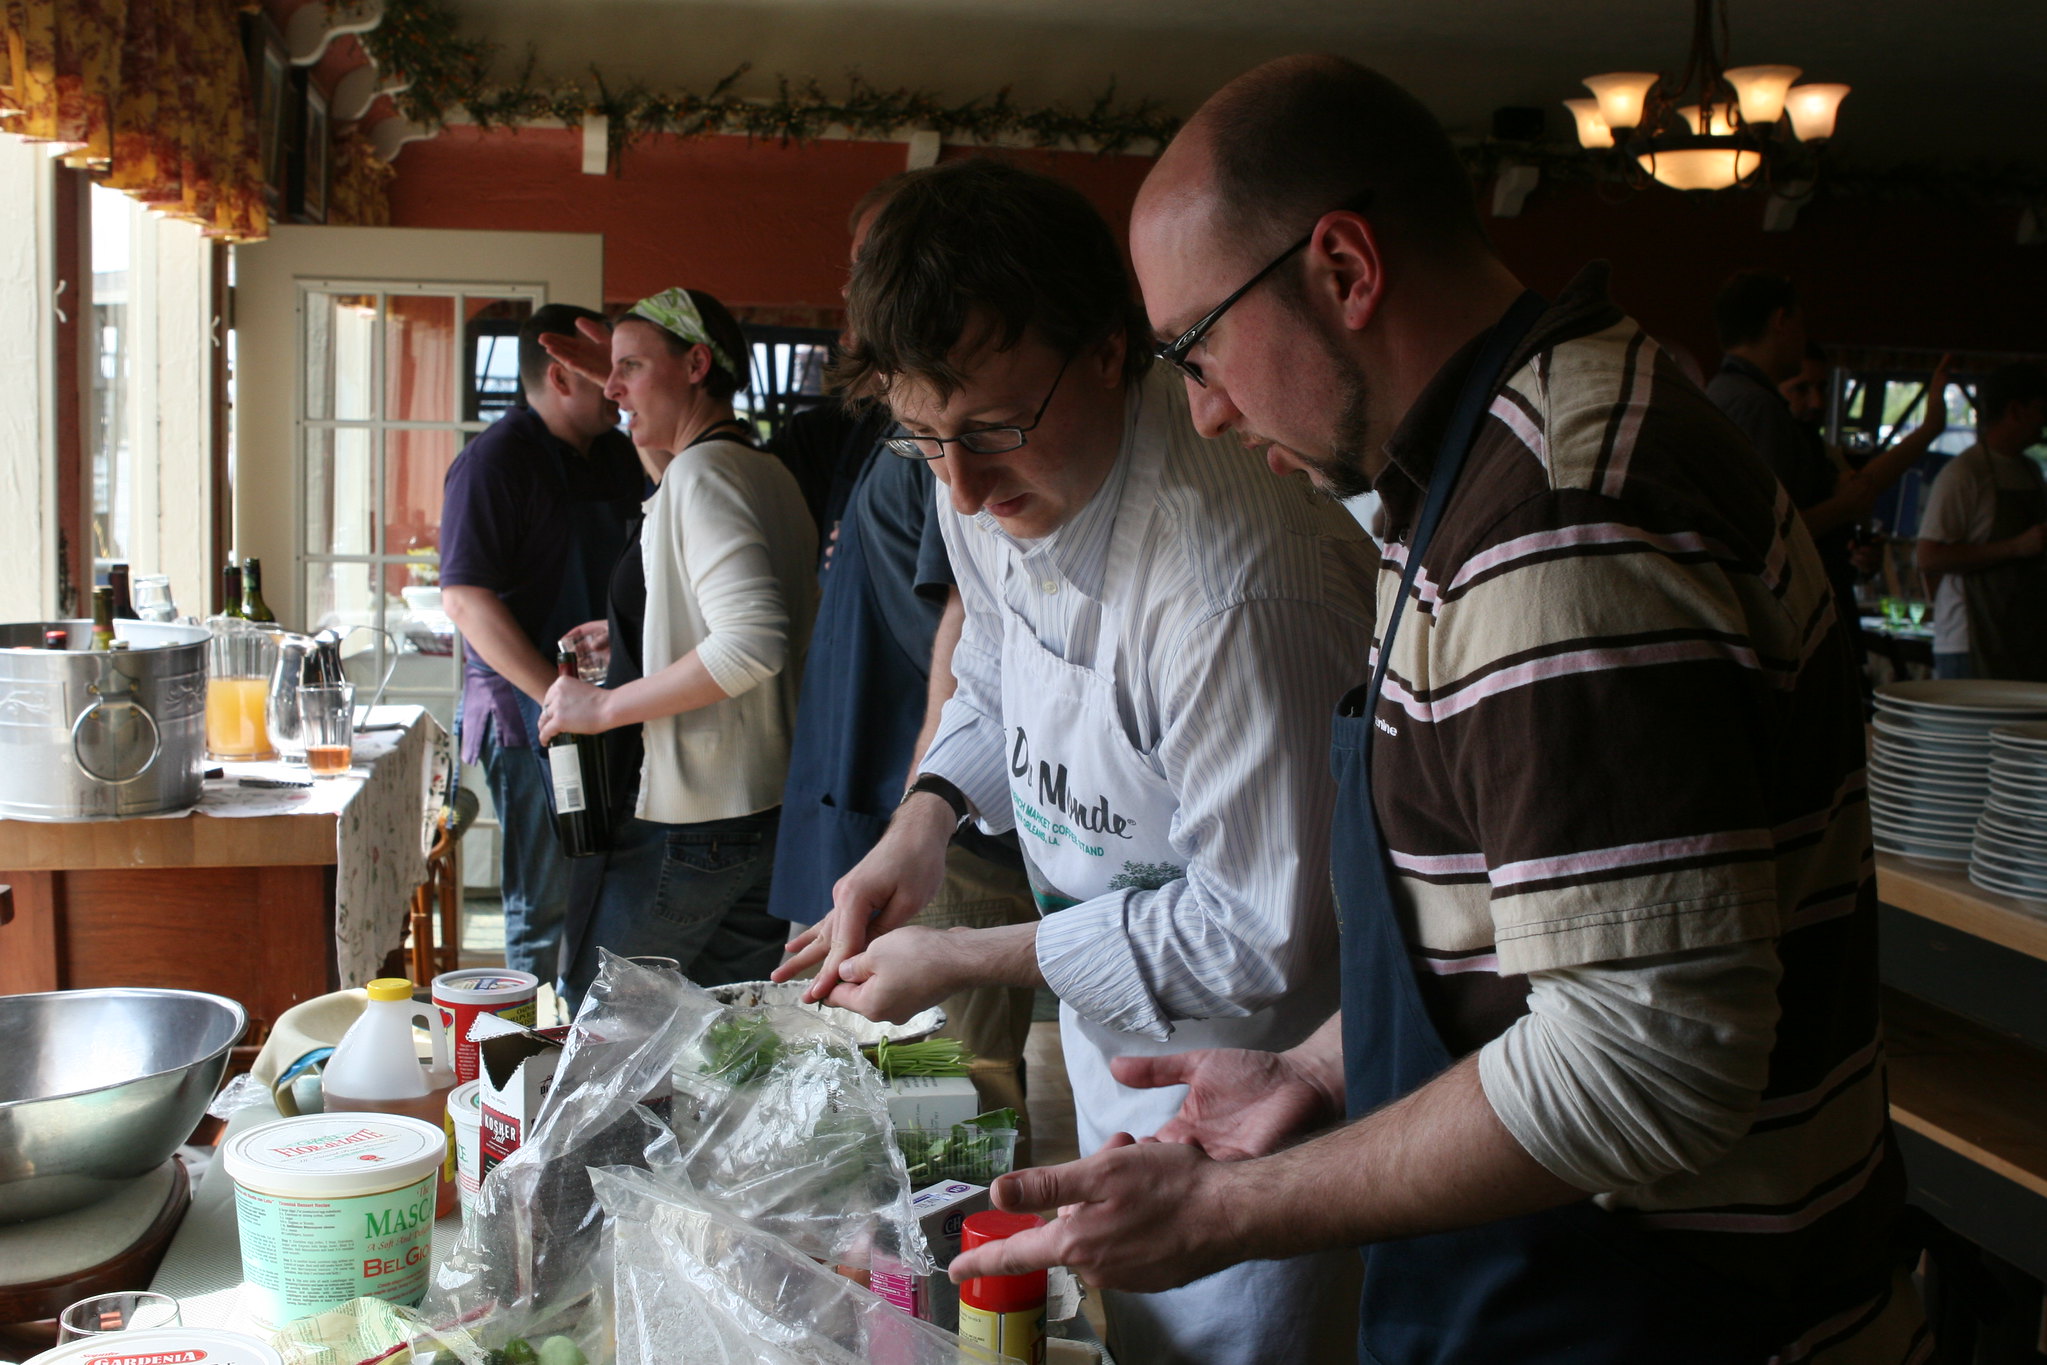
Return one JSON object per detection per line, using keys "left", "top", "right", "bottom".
{"left": 735, "top": 325, "right": 840, "bottom": 445}
{"left": 297, "top": 282, "right": 539, "bottom": 718}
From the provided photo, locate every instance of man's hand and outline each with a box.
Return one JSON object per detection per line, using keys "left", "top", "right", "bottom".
{"left": 1113, "top": 1047, "right": 1344, "bottom": 1161}
{"left": 772, "top": 792, "right": 955, "bottom": 999}
{"left": 538, "top": 317, "right": 612, "bottom": 389}
{"left": 538, "top": 675, "right": 611, "bottom": 742}
{"left": 820, "top": 925, "right": 962, "bottom": 1024}
{"left": 1921, "top": 355, "right": 1953, "bottom": 437}
{"left": 948, "top": 1135, "right": 1252, "bottom": 1293}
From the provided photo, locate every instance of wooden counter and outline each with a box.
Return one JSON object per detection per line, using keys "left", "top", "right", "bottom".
{"left": 0, "top": 709, "right": 440, "bottom": 1049}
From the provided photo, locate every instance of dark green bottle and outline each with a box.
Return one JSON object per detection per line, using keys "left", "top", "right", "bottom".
{"left": 240, "top": 557, "right": 277, "bottom": 623}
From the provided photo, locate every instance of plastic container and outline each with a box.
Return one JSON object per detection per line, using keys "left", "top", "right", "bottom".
{"left": 323, "top": 977, "right": 457, "bottom": 1217}
{"left": 431, "top": 967, "right": 539, "bottom": 1085}
{"left": 24, "top": 1327, "right": 285, "bottom": 1364}
{"left": 957, "top": 1210, "right": 1047, "bottom": 1365}
{"left": 222, "top": 1113, "right": 446, "bottom": 1330}
{"left": 448, "top": 1078, "right": 485, "bottom": 1214}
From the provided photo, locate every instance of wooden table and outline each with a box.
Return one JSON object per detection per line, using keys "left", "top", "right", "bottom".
{"left": 0, "top": 708, "right": 442, "bottom": 1053}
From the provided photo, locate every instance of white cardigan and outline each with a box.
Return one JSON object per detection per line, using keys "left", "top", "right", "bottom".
{"left": 635, "top": 436, "right": 818, "bottom": 825}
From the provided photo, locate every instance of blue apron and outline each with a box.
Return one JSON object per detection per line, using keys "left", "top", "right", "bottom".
{"left": 1329, "top": 292, "right": 1787, "bottom": 1363}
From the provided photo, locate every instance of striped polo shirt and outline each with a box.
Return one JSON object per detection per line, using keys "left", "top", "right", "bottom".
{"left": 1364, "top": 266, "right": 1915, "bottom": 1350}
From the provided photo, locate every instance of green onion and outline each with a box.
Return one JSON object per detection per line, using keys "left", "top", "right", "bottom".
{"left": 867, "top": 1036, "right": 975, "bottom": 1077}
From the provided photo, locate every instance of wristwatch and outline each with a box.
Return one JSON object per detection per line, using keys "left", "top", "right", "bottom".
{"left": 900, "top": 773, "right": 973, "bottom": 834}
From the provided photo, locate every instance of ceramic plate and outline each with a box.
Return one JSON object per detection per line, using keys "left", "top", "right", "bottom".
{"left": 1966, "top": 864, "right": 2047, "bottom": 904}
{"left": 1872, "top": 810, "right": 1977, "bottom": 839}
{"left": 1873, "top": 716, "right": 1994, "bottom": 750}
{"left": 1869, "top": 747, "right": 1988, "bottom": 780}
{"left": 1875, "top": 834, "right": 1970, "bottom": 865}
{"left": 1991, "top": 722, "right": 2047, "bottom": 751}
{"left": 1876, "top": 679, "right": 2047, "bottom": 717}
{"left": 1869, "top": 762, "right": 1985, "bottom": 798}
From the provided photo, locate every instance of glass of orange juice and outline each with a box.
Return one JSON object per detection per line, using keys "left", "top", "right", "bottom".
{"left": 206, "top": 618, "right": 278, "bottom": 760}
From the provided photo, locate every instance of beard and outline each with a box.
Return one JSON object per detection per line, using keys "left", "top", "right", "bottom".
{"left": 1287, "top": 318, "right": 1375, "bottom": 501}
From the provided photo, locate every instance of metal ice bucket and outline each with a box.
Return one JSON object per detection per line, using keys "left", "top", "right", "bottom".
{"left": 0, "top": 620, "right": 209, "bottom": 820}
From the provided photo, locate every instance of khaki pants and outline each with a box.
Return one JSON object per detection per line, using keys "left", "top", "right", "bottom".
{"left": 910, "top": 842, "right": 1039, "bottom": 1164}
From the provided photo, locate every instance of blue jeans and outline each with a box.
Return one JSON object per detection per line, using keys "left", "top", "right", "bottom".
{"left": 470, "top": 693, "right": 571, "bottom": 981}
{"left": 1934, "top": 652, "right": 1976, "bottom": 680}
{"left": 559, "top": 807, "right": 787, "bottom": 1009}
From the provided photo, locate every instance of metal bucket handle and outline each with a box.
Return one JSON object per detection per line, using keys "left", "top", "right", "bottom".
{"left": 70, "top": 675, "right": 163, "bottom": 786}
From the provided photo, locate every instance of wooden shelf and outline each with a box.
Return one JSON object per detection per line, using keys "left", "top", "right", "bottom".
{"left": 1884, "top": 987, "right": 2047, "bottom": 1201}
{"left": 1877, "top": 853, "right": 2047, "bottom": 966}
{"left": 0, "top": 811, "right": 337, "bottom": 870}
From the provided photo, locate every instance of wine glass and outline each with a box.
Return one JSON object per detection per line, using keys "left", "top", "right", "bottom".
{"left": 1907, "top": 600, "right": 1928, "bottom": 631}
{"left": 56, "top": 1292, "right": 182, "bottom": 1341}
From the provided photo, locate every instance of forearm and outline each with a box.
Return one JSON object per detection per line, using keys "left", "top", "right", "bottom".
{"left": 444, "top": 586, "right": 555, "bottom": 701}
{"left": 908, "top": 589, "right": 966, "bottom": 782}
{"left": 1799, "top": 485, "right": 1872, "bottom": 538}
{"left": 593, "top": 650, "right": 731, "bottom": 731}
{"left": 938, "top": 921, "right": 1046, "bottom": 993}
{"left": 1216, "top": 1055, "right": 1583, "bottom": 1256}
{"left": 1918, "top": 537, "right": 2032, "bottom": 574}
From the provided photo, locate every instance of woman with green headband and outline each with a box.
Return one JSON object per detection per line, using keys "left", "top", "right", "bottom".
{"left": 538, "top": 287, "right": 819, "bottom": 1004}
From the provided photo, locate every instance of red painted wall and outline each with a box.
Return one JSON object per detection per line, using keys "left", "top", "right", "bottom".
{"left": 390, "top": 125, "right": 2043, "bottom": 362}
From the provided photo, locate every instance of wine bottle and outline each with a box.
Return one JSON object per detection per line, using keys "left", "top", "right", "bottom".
{"left": 107, "top": 563, "right": 137, "bottom": 620}
{"left": 220, "top": 563, "right": 246, "bottom": 619}
{"left": 240, "top": 557, "right": 277, "bottom": 623}
{"left": 546, "top": 647, "right": 609, "bottom": 858}
{"left": 90, "top": 586, "right": 116, "bottom": 651}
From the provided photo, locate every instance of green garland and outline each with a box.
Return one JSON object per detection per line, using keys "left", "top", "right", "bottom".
{"left": 356, "top": 0, "right": 1179, "bottom": 161}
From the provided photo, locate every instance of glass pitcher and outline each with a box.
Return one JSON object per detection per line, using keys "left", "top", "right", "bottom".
{"left": 205, "top": 616, "right": 278, "bottom": 760}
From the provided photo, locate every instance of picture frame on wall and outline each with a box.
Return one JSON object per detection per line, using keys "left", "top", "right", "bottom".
{"left": 291, "top": 76, "right": 329, "bottom": 224}
{"left": 243, "top": 15, "right": 289, "bottom": 210}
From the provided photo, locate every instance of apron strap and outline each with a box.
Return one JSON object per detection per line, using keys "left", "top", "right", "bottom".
{"left": 1359, "top": 290, "right": 1548, "bottom": 758}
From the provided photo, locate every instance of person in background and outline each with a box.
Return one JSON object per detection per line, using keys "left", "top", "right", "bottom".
{"left": 777, "top": 157, "right": 1376, "bottom": 1364}
{"left": 1916, "top": 362, "right": 2047, "bottom": 680}
{"left": 953, "top": 55, "right": 1925, "bottom": 1364}
{"left": 1710, "top": 277, "right": 1951, "bottom": 638}
{"left": 769, "top": 170, "right": 1042, "bottom": 1138}
{"left": 440, "top": 305, "right": 643, "bottom": 982}
{"left": 535, "top": 289, "right": 817, "bottom": 1005}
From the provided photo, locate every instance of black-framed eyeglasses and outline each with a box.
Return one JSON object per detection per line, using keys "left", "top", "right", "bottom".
{"left": 884, "top": 356, "right": 1071, "bottom": 460}
{"left": 1153, "top": 191, "right": 1376, "bottom": 388}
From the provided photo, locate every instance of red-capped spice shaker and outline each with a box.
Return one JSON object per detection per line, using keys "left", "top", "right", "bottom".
{"left": 957, "top": 1211, "right": 1047, "bottom": 1364}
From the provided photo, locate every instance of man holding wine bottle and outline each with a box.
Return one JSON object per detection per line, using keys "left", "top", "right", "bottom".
{"left": 440, "top": 304, "right": 644, "bottom": 980}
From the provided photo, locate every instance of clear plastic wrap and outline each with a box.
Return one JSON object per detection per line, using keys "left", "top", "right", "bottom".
{"left": 417, "top": 953, "right": 933, "bottom": 1362}
{"left": 594, "top": 1166, "right": 1009, "bottom": 1365}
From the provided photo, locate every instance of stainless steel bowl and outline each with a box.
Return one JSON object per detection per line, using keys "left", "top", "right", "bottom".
{"left": 0, "top": 988, "right": 247, "bottom": 1222}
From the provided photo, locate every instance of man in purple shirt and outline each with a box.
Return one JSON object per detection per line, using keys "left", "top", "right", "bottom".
{"left": 441, "top": 304, "right": 643, "bottom": 980}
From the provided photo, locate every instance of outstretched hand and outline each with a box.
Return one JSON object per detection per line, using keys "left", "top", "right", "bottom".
{"left": 1112, "top": 1047, "right": 1343, "bottom": 1162}
{"left": 772, "top": 795, "right": 953, "bottom": 1000}
{"left": 538, "top": 317, "right": 613, "bottom": 389}
{"left": 947, "top": 1134, "right": 1252, "bottom": 1292}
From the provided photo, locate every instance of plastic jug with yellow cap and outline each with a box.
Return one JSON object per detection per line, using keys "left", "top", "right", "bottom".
{"left": 322, "top": 977, "right": 458, "bottom": 1217}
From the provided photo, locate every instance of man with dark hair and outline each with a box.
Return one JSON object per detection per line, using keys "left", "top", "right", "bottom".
{"left": 776, "top": 156, "right": 1377, "bottom": 1363}
{"left": 953, "top": 56, "right": 1926, "bottom": 1363}
{"left": 441, "top": 303, "right": 643, "bottom": 980}
{"left": 1917, "top": 361, "right": 2047, "bottom": 679}
{"left": 769, "top": 170, "right": 1043, "bottom": 1137}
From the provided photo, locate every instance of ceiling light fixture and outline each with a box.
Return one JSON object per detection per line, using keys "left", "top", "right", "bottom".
{"left": 1568, "top": 0, "right": 1849, "bottom": 193}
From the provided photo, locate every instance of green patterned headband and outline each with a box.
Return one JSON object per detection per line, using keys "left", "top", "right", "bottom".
{"left": 629, "top": 288, "right": 740, "bottom": 382}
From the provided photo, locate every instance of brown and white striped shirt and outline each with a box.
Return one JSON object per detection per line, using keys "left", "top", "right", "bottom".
{"left": 1364, "top": 266, "right": 1924, "bottom": 1359}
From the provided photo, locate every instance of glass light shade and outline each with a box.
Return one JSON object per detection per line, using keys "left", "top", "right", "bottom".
{"left": 1561, "top": 98, "right": 1614, "bottom": 149}
{"left": 1785, "top": 83, "right": 1849, "bottom": 141}
{"left": 1582, "top": 72, "right": 1660, "bottom": 131}
{"left": 1724, "top": 65, "right": 1802, "bottom": 124}
{"left": 1676, "top": 103, "right": 1737, "bottom": 136}
{"left": 1636, "top": 146, "right": 1763, "bottom": 191}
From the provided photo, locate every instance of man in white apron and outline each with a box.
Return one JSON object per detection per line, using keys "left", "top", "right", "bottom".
{"left": 774, "top": 158, "right": 1378, "bottom": 1363}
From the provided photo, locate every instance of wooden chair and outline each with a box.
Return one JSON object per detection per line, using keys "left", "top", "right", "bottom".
{"left": 408, "top": 786, "right": 480, "bottom": 983}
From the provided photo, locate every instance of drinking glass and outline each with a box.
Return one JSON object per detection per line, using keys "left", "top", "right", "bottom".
{"left": 300, "top": 682, "right": 356, "bottom": 777}
{"left": 1880, "top": 596, "right": 1907, "bottom": 628}
{"left": 131, "top": 574, "right": 178, "bottom": 622}
{"left": 1907, "top": 600, "right": 1928, "bottom": 630}
{"left": 57, "top": 1291, "right": 182, "bottom": 1341}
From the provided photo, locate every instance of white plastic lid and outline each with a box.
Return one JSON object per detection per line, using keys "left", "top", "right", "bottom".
{"left": 449, "top": 1078, "right": 483, "bottom": 1119}
{"left": 25, "top": 1326, "right": 285, "bottom": 1364}
{"left": 431, "top": 968, "right": 539, "bottom": 999}
{"left": 222, "top": 1112, "right": 446, "bottom": 1198}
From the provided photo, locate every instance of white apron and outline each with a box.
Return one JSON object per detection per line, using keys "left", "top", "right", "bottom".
{"left": 993, "top": 404, "right": 1358, "bottom": 1365}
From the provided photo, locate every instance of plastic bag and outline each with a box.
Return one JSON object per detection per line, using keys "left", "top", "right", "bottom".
{"left": 418, "top": 953, "right": 932, "bottom": 1362}
{"left": 594, "top": 1165, "right": 1008, "bottom": 1365}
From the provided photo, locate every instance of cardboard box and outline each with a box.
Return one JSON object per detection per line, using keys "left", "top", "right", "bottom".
{"left": 883, "top": 1074, "right": 983, "bottom": 1135}
{"left": 473, "top": 1017, "right": 572, "bottom": 1177}
{"left": 871, "top": 1179, "right": 989, "bottom": 1330}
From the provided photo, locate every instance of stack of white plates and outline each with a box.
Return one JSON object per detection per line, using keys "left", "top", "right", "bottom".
{"left": 1869, "top": 681, "right": 2047, "bottom": 865}
{"left": 1972, "top": 722, "right": 2047, "bottom": 902}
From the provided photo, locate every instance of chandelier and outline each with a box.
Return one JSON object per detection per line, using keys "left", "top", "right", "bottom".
{"left": 1563, "top": 0, "right": 1850, "bottom": 192}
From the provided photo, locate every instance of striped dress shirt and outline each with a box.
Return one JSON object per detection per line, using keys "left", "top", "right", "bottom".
{"left": 920, "top": 369, "right": 1380, "bottom": 1040}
